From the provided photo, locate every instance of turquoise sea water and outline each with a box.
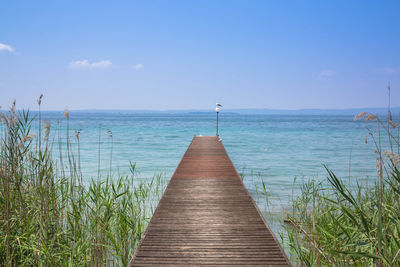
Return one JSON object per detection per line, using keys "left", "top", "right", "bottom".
{"left": 13, "top": 111, "right": 392, "bottom": 237}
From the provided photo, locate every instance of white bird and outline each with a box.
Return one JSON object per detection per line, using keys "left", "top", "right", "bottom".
{"left": 216, "top": 102, "right": 223, "bottom": 107}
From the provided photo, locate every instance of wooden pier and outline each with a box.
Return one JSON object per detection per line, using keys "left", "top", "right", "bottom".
{"left": 129, "top": 136, "right": 292, "bottom": 266}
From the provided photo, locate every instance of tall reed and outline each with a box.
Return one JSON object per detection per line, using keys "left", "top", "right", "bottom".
{"left": 284, "top": 104, "right": 400, "bottom": 265}
{"left": 0, "top": 100, "right": 166, "bottom": 266}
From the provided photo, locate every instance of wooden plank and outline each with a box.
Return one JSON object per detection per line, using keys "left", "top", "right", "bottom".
{"left": 129, "top": 136, "right": 292, "bottom": 266}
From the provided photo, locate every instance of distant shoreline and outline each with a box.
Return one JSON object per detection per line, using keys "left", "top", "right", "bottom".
{"left": 2, "top": 107, "right": 400, "bottom": 116}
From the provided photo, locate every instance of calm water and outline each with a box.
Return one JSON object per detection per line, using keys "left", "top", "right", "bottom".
{"left": 12, "top": 111, "right": 389, "bottom": 236}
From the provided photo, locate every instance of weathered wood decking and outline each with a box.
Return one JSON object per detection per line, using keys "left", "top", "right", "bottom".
{"left": 129, "top": 136, "right": 292, "bottom": 266}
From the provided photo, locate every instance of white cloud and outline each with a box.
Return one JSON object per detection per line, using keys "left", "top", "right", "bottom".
{"left": 131, "top": 63, "right": 143, "bottom": 70}
{"left": 381, "top": 67, "right": 400, "bottom": 74}
{"left": 68, "top": 59, "right": 112, "bottom": 69}
{"left": 0, "top": 43, "right": 15, "bottom": 52}
{"left": 68, "top": 59, "right": 90, "bottom": 69}
{"left": 318, "top": 70, "right": 335, "bottom": 78}
{"left": 91, "top": 60, "right": 112, "bottom": 69}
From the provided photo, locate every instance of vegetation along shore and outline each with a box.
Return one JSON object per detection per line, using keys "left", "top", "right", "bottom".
{"left": 0, "top": 99, "right": 166, "bottom": 266}
{"left": 283, "top": 109, "right": 400, "bottom": 266}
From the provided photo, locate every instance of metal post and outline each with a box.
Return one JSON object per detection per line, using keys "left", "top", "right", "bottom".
{"left": 216, "top": 111, "right": 219, "bottom": 136}
{"left": 215, "top": 103, "right": 222, "bottom": 137}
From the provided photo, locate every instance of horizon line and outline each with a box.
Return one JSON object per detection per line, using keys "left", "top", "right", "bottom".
{"left": 2, "top": 106, "right": 399, "bottom": 113}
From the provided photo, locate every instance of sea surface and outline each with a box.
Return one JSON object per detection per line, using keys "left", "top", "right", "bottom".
{"left": 6, "top": 111, "right": 393, "bottom": 237}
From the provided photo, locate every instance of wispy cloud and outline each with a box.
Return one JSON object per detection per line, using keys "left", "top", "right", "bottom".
{"left": 381, "top": 66, "right": 400, "bottom": 74}
{"left": 318, "top": 70, "right": 335, "bottom": 78}
{"left": 68, "top": 59, "right": 112, "bottom": 69}
{"left": 131, "top": 63, "right": 143, "bottom": 70}
{"left": 0, "top": 43, "right": 15, "bottom": 53}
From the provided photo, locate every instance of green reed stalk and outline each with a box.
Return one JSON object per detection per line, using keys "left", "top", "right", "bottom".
{"left": 284, "top": 111, "right": 400, "bottom": 266}
{"left": 0, "top": 100, "right": 166, "bottom": 266}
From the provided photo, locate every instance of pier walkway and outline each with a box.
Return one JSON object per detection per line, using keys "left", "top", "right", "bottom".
{"left": 129, "top": 136, "right": 292, "bottom": 266}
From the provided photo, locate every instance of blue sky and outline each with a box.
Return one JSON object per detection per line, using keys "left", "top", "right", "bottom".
{"left": 1, "top": 1, "right": 399, "bottom": 110}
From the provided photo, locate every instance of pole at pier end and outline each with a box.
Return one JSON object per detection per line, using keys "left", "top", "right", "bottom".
{"left": 215, "top": 102, "right": 222, "bottom": 137}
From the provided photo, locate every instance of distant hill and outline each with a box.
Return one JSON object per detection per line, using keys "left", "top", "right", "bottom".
{"left": 4, "top": 107, "right": 400, "bottom": 116}
{"left": 226, "top": 107, "right": 400, "bottom": 115}
{"left": 70, "top": 107, "right": 400, "bottom": 116}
